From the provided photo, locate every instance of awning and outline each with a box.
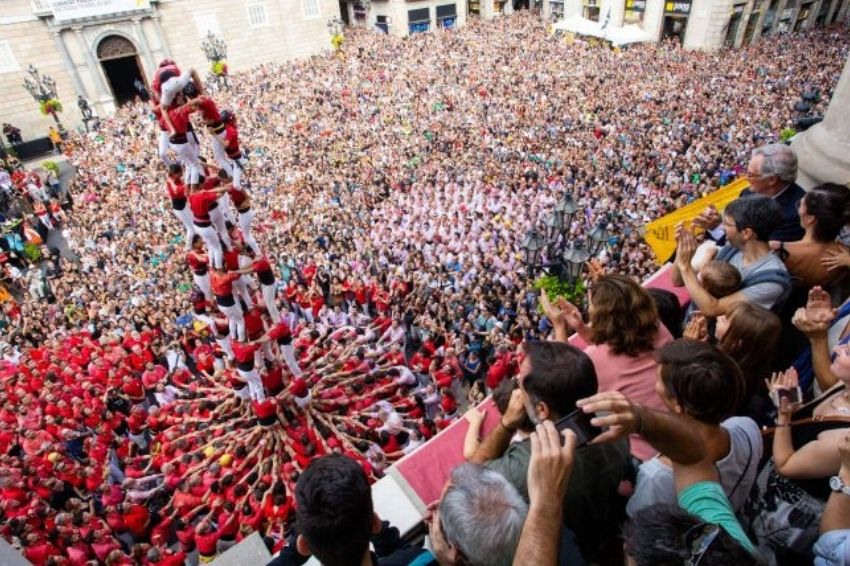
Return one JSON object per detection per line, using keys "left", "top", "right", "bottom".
{"left": 552, "top": 15, "right": 654, "bottom": 46}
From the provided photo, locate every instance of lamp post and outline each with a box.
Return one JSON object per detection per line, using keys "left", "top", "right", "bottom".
{"left": 327, "top": 16, "right": 344, "bottom": 36}
{"left": 521, "top": 191, "right": 609, "bottom": 294}
{"left": 201, "top": 31, "right": 228, "bottom": 90}
{"left": 22, "top": 64, "right": 64, "bottom": 132}
{"left": 587, "top": 217, "right": 611, "bottom": 257}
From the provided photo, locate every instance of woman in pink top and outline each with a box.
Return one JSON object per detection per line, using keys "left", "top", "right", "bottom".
{"left": 543, "top": 274, "right": 672, "bottom": 461}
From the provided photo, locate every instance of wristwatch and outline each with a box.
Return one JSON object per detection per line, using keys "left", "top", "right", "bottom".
{"left": 829, "top": 475, "right": 850, "bottom": 496}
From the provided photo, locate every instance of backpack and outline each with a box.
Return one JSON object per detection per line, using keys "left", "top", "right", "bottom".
{"left": 715, "top": 246, "right": 793, "bottom": 313}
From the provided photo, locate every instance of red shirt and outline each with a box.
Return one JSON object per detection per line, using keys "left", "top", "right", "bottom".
{"left": 188, "top": 190, "right": 219, "bottom": 223}
{"left": 187, "top": 251, "right": 209, "bottom": 273}
{"left": 253, "top": 256, "right": 272, "bottom": 275}
{"left": 244, "top": 309, "right": 265, "bottom": 340}
{"left": 167, "top": 105, "right": 195, "bottom": 135}
{"left": 268, "top": 321, "right": 291, "bottom": 340}
{"left": 210, "top": 271, "right": 240, "bottom": 297}
{"left": 224, "top": 124, "right": 241, "bottom": 157}
{"left": 252, "top": 398, "right": 276, "bottom": 419}
{"left": 122, "top": 503, "right": 150, "bottom": 537}
{"left": 197, "top": 97, "right": 222, "bottom": 123}
{"left": 228, "top": 187, "right": 248, "bottom": 207}
{"left": 166, "top": 178, "right": 186, "bottom": 200}
{"left": 231, "top": 340, "right": 260, "bottom": 364}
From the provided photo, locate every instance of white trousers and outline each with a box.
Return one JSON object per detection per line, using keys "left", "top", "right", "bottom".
{"left": 172, "top": 205, "right": 196, "bottom": 250}
{"left": 219, "top": 192, "right": 237, "bottom": 224}
{"left": 218, "top": 300, "right": 246, "bottom": 341}
{"left": 192, "top": 271, "right": 213, "bottom": 302}
{"left": 237, "top": 367, "right": 265, "bottom": 402}
{"left": 261, "top": 282, "right": 280, "bottom": 322}
{"left": 171, "top": 141, "right": 202, "bottom": 185}
{"left": 158, "top": 131, "right": 173, "bottom": 166}
{"left": 216, "top": 334, "right": 234, "bottom": 359}
{"left": 208, "top": 206, "right": 232, "bottom": 249}
{"left": 238, "top": 208, "right": 260, "bottom": 255}
{"left": 280, "top": 343, "right": 303, "bottom": 378}
{"left": 194, "top": 223, "right": 223, "bottom": 269}
{"left": 233, "top": 276, "right": 254, "bottom": 309}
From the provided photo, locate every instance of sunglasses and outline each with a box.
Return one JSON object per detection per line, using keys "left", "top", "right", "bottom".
{"left": 685, "top": 522, "right": 721, "bottom": 566}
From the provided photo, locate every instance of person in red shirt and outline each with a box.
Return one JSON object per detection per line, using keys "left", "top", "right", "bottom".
{"left": 230, "top": 339, "right": 264, "bottom": 402}
{"left": 165, "top": 164, "right": 196, "bottom": 251}
{"left": 267, "top": 319, "right": 302, "bottom": 377}
{"left": 187, "top": 176, "right": 231, "bottom": 269}
{"left": 220, "top": 110, "right": 246, "bottom": 189}
{"left": 210, "top": 267, "right": 246, "bottom": 341}
{"left": 174, "top": 94, "right": 235, "bottom": 178}
{"left": 485, "top": 352, "right": 512, "bottom": 392}
{"left": 162, "top": 92, "right": 203, "bottom": 189}
{"left": 252, "top": 397, "right": 278, "bottom": 426}
{"left": 261, "top": 364, "right": 284, "bottom": 396}
{"left": 440, "top": 387, "right": 457, "bottom": 417}
{"left": 121, "top": 501, "right": 150, "bottom": 539}
{"left": 242, "top": 254, "right": 278, "bottom": 321}
{"left": 215, "top": 170, "right": 259, "bottom": 253}
{"left": 186, "top": 235, "right": 213, "bottom": 302}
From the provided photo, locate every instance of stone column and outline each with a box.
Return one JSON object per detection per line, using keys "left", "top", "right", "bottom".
{"left": 73, "top": 27, "right": 113, "bottom": 112}
{"left": 542, "top": 0, "right": 552, "bottom": 20}
{"left": 52, "top": 30, "right": 88, "bottom": 100}
{"left": 733, "top": 0, "right": 755, "bottom": 46}
{"left": 131, "top": 18, "right": 155, "bottom": 78}
{"left": 151, "top": 13, "right": 172, "bottom": 58}
{"left": 770, "top": 0, "right": 789, "bottom": 33}
{"left": 787, "top": 0, "right": 802, "bottom": 27}
{"left": 751, "top": 0, "right": 769, "bottom": 40}
{"left": 641, "top": 0, "right": 665, "bottom": 40}
{"left": 806, "top": 0, "right": 823, "bottom": 27}
{"left": 481, "top": 0, "right": 496, "bottom": 19}
{"left": 792, "top": 55, "right": 850, "bottom": 188}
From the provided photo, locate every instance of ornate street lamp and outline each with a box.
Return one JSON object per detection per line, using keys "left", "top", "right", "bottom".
{"left": 201, "top": 32, "right": 229, "bottom": 90}
{"left": 544, "top": 212, "right": 562, "bottom": 245}
{"left": 553, "top": 191, "right": 577, "bottom": 233}
{"left": 522, "top": 228, "right": 547, "bottom": 269}
{"left": 327, "top": 16, "right": 344, "bottom": 36}
{"left": 588, "top": 218, "right": 611, "bottom": 257}
{"left": 561, "top": 242, "right": 589, "bottom": 283}
{"left": 22, "top": 64, "right": 64, "bottom": 132}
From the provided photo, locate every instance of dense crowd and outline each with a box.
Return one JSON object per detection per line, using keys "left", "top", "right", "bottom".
{"left": 0, "top": 10, "right": 849, "bottom": 566}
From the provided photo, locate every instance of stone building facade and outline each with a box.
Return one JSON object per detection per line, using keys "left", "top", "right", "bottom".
{"left": 544, "top": 0, "right": 849, "bottom": 48}
{"left": 343, "top": 0, "right": 467, "bottom": 36}
{"left": 1, "top": 0, "right": 342, "bottom": 141}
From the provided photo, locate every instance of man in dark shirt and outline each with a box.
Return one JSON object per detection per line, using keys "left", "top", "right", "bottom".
{"left": 469, "top": 340, "right": 630, "bottom": 559}
{"left": 696, "top": 143, "right": 805, "bottom": 244}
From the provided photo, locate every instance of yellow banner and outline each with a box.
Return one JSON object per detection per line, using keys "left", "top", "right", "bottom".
{"left": 643, "top": 178, "right": 749, "bottom": 264}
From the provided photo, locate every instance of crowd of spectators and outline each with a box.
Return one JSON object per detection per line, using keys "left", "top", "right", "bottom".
{"left": 0, "top": 11, "right": 849, "bottom": 566}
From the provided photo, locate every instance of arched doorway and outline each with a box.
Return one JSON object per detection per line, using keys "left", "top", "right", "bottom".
{"left": 98, "top": 35, "right": 146, "bottom": 106}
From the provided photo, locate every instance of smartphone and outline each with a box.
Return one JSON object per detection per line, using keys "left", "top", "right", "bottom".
{"left": 770, "top": 387, "right": 802, "bottom": 407}
{"left": 554, "top": 408, "right": 602, "bottom": 448}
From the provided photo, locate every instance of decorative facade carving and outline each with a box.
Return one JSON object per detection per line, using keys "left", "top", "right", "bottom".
{"left": 96, "top": 35, "right": 137, "bottom": 59}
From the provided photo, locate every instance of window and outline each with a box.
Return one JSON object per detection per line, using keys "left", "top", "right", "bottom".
{"left": 376, "top": 15, "right": 389, "bottom": 33}
{"left": 0, "top": 41, "right": 19, "bottom": 74}
{"left": 408, "top": 7, "right": 430, "bottom": 33}
{"left": 436, "top": 4, "right": 456, "bottom": 28}
{"left": 247, "top": 3, "right": 269, "bottom": 27}
{"left": 303, "top": 0, "right": 320, "bottom": 19}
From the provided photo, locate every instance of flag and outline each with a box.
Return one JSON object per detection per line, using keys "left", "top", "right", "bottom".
{"left": 643, "top": 178, "right": 749, "bottom": 265}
